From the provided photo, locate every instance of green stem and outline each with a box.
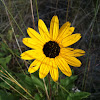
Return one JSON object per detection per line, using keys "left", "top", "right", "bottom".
{"left": 56, "top": 82, "right": 70, "bottom": 94}
{"left": 48, "top": 74, "right": 52, "bottom": 100}
{"left": 35, "top": 0, "right": 39, "bottom": 20}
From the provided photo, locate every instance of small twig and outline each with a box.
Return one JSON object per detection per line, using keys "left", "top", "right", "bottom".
{"left": 43, "top": 78, "right": 50, "bottom": 100}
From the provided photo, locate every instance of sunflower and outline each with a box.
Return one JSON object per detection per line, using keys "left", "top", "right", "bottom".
{"left": 21, "top": 16, "right": 85, "bottom": 82}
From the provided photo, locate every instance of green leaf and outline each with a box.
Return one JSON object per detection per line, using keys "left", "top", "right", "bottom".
{"left": 0, "top": 52, "right": 5, "bottom": 57}
{"left": 0, "top": 55, "right": 11, "bottom": 69}
{"left": 7, "top": 29, "right": 13, "bottom": 42}
{"left": 0, "top": 82, "right": 10, "bottom": 89}
{"left": 0, "top": 42, "right": 7, "bottom": 52}
{"left": 31, "top": 74, "right": 44, "bottom": 91}
{"left": 67, "top": 92, "right": 90, "bottom": 100}
{"left": 16, "top": 73, "right": 33, "bottom": 86}
{"left": 14, "top": 73, "right": 35, "bottom": 92}
{"left": 0, "top": 55, "right": 11, "bottom": 65}
{"left": 60, "top": 75, "right": 77, "bottom": 90}
{"left": 0, "top": 90, "right": 20, "bottom": 100}
{"left": 35, "top": 94, "right": 42, "bottom": 100}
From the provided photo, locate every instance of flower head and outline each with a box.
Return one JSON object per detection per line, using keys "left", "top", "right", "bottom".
{"left": 21, "top": 16, "right": 85, "bottom": 81}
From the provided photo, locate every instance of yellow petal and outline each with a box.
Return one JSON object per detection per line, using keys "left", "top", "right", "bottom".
{"left": 59, "top": 22, "right": 71, "bottom": 34}
{"left": 61, "top": 33, "right": 81, "bottom": 47}
{"left": 28, "top": 60, "right": 41, "bottom": 73}
{"left": 21, "top": 49, "right": 44, "bottom": 60}
{"left": 60, "top": 48, "right": 73, "bottom": 54}
{"left": 62, "top": 55, "right": 82, "bottom": 67}
{"left": 50, "top": 16, "right": 59, "bottom": 40}
{"left": 22, "top": 38, "right": 43, "bottom": 49}
{"left": 60, "top": 48, "right": 85, "bottom": 57}
{"left": 39, "top": 57, "right": 50, "bottom": 79}
{"left": 50, "top": 58, "right": 59, "bottom": 82}
{"left": 57, "top": 22, "right": 73, "bottom": 42}
{"left": 73, "top": 49, "right": 85, "bottom": 57}
{"left": 27, "top": 27, "right": 45, "bottom": 43}
{"left": 38, "top": 19, "right": 50, "bottom": 42}
{"left": 28, "top": 55, "right": 46, "bottom": 73}
{"left": 57, "top": 27, "right": 75, "bottom": 43}
{"left": 55, "top": 56, "right": 72, "bottom": 77}
{"left": 65, "top": 48, "right": 74, "bottom": 51}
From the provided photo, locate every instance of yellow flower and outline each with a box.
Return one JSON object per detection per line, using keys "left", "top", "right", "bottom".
{"left": 21, "top": 16, "right": 85, "bottom": 82}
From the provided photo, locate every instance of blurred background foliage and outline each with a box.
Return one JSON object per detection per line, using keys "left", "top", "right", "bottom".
{"left": 0, "top": 0, "right": 100, "bottom": 100}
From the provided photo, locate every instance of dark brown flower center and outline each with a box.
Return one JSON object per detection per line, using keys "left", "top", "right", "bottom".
{"left": 43, "top": 41, "right": 60, "bottom": 58}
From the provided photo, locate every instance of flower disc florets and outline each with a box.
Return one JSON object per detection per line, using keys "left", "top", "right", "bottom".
{"left": 43, "top": 41, "right": 60, "bottom": 58}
